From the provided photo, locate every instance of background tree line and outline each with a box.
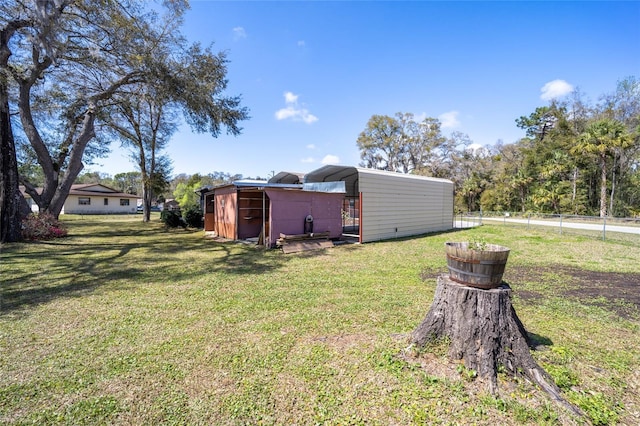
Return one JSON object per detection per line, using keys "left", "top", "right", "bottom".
{"left": 357, "top": 76, "right": 640, "bottom": 218}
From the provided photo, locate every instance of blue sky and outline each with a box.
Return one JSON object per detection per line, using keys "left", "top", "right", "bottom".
{"left": 95, "top": 0, "right": 640, "bottom": 179}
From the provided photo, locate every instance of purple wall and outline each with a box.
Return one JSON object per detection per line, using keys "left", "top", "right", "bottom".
{"left": 265, "top": 188, "right": 343, "bottom": 246}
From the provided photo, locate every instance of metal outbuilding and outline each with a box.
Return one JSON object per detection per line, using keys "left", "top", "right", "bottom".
{"left": 304, "top": 165, "right": 454, "bottom": 243}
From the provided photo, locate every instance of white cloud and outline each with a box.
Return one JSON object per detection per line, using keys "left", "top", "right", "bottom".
{"left": 300, "top": 157, "right": 315, "bottom": 163}
{"left": 468, "top": 143, "right": 482, "bottom": 152}
{"left": 438, "top": 111, "right": 461, "bottom": 129}
{"left": 321, "top": 155, "right": 340, "bottom": 165}
{"left": 232, "top": 27, "right": 247, "bottom": 40}
{"left": 540, "top": 79, "right": 574, "bottom": 100}
{"left": 306, "top": 144, "right": 316, "bottom": 150}
{"left": 275, "top": 92, "right": 318, "bottom": 124}
{"left": 274, "top": 107, "right": 298, "bottom": 121}
{"left": 284, "top": 92, "right": 298, "bottom": 104}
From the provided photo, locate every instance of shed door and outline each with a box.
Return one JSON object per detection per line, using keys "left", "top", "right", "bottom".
{"left": 204, "top": 193, "right": 215, "bottom": 231}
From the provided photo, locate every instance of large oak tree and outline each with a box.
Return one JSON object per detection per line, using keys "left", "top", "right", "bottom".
{"left": 0, "top": 0, "right": 248, "bottom": 241}
{"left": 357, "top": 112, "right": 450, "bottom": 174}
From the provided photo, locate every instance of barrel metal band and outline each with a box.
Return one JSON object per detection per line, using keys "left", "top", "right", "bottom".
{"left": 446, "top": 253, "right": 506, "bottom": 265}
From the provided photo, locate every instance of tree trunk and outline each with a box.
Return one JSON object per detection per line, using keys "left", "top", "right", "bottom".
{"left": 411, "top": 275, "right": 582, "bottom": 416}
{"left": 571, "top": 167, "right": 578, "bottom": 205}
{"left": 609, "top": 152, "right": 617, "bottom": 216}
{"left": 0, "top": 80, "right": 24, "bottom": 243}
{"left": 142, "top": 185, "right": 152, "bottom": 223}
{"left": 1, "top": 22, "right": 27, "bottom": 243}
{"left": 599, "top": 154, "right": 607, "bottom": 218}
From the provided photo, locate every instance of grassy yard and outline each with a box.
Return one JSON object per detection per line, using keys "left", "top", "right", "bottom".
{"left": 1, "top": 215, "right": 639, "bottom": 425}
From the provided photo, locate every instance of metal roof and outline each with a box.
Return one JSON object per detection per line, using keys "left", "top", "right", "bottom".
{"left": 207, "top": 179, "right": 302, "bottom": 192}
{"left": 303, "top": 165, "right": 453, "bottom": 197}
{"left": 268, "top": 171, "right": 305, "bottom": 184}
{"left": 303, "top": 166, "right": 360, "bottom": 197}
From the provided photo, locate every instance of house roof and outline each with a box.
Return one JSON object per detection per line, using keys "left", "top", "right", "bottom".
{"left": 69, "top": 183, "right": 139, "bottom": 198}
{"left": 21, "top": 183, "right": 139, "bottom": 199}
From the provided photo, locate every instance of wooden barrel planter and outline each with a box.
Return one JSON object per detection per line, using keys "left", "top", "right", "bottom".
{"left": 445, "top": 242, "right": 510, "bottom": 289}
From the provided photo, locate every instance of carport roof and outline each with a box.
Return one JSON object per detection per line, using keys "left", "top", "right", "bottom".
{"left": 268, "top": 171, "right": 305, "bottom": 184}
{"left": 304, "top": 165, "right": 452, "bottom": 197}
{"left": 304, "top": 166, "right": 359, "bottom": 197}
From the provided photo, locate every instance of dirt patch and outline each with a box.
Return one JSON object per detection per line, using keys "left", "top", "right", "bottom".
{"left": 508, "top": 265, "right": 640, "bottom": 320}
{"left": 425, "top": 266, "right": 640, "bottom": 320}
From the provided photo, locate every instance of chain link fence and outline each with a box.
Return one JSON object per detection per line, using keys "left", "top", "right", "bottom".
{"left": 455, "top": 211, "right": 640, "bottom": 244}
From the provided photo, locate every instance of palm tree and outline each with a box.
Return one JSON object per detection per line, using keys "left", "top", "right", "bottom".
{"left": 573, "top": 118, "right": 631, "bottom": 217}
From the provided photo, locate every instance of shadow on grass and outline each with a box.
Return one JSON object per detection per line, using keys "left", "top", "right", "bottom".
{"left": 0, "top": 222, "right": 296, "bottom": 316}
{"left": 528, "top": 332, "right": 554, "bottom": 349}
{"left": 1, "top": 221, "right": 481, "bottom": 316}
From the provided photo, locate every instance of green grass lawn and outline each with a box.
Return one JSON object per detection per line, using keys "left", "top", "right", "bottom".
{"left": 1, "top": 215, "right": 639, "bottom": 425}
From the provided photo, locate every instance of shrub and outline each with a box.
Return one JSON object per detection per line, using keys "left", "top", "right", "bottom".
{"left": 21, "top": 212, "right": 68, "bottom": 240}
{"left": 183, "top": 206, "right": 203, "bottom": 228}
{"left": 160, "top": 210, "right": 185, "bottom": 228}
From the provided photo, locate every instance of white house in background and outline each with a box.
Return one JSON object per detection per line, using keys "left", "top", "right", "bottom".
{"left": 22, "top": 183, "right": 139, "bottom": 214}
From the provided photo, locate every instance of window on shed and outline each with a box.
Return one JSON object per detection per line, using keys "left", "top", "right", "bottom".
{"left": 120, "top": 199, "right": 130, "bottom": 206}
{"left": 104, "top": 198, "right": 109, "bottom": 206}
{"left": 79, "top": 197, "right": 91, "bottom": 205}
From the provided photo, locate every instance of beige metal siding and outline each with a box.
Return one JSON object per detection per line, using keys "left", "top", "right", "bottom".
{"left": 359, "top": 171, "right": 453, "bottom": 243}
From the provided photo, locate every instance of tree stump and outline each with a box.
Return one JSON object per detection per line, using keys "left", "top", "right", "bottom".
{"left": 411, "top": 274, "right": 582, "bottom": 416}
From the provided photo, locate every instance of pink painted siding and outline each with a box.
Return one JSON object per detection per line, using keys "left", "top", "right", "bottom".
{"left": 265, "top": 188, "right": 343, "bottom": 246}
{"left": 214, "top": 186, "right": 237, "bottom": 239}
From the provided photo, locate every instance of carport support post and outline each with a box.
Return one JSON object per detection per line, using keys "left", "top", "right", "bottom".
{"left": 262, "top": 190, "right": 267, "bottom": 248}
{"left": 358, "top": 192, "right": 363, "bottom": 243}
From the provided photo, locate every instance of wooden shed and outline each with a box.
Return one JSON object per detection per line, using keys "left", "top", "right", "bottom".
{"left": 304, "top": 165, "right": 454, "bottom": 243}
{"left": 203, "top": 180, "right": 270, "bottom": 242}
{"left": 202, "top": 177, "right": 344, "bottom": 248}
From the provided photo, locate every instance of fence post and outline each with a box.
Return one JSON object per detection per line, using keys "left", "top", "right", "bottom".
{"left": 479, "top": 209, "right": 483, "bottom": 226}
{"left": 527, "top": 213, "right": 531, "bottom": 230}
{"left": 603, "top": 216, "right": 607, "bottom": 241}
{"left": 559, "top": 214, "right": 563, "bottom": 235}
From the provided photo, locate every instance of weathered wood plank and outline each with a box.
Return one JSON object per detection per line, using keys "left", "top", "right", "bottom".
{"left": 281, "top": 240, "right": 334, "bottom": 254}
{"left": 279, "top": 232, "right": 330, "bottom": 241}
